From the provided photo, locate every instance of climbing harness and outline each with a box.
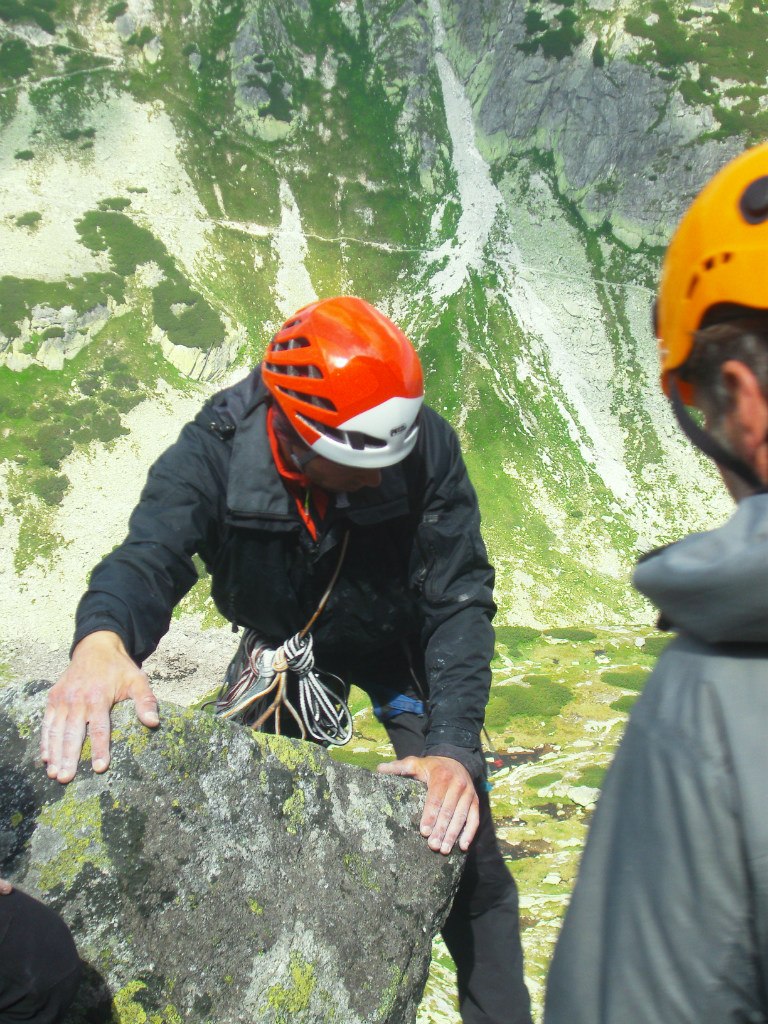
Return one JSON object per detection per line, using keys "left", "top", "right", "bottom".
{"left": 215, "top": 532, "right": 353, "bottom": 747}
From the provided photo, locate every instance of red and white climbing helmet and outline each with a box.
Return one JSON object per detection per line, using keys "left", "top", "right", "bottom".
{"left": 262, "top": 296, "right": 424, "bottom": 468}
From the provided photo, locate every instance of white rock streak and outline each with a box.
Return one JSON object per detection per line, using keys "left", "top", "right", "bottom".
{"left": 425, "top": 0, "right": 502, "bottom": 299}
{"left": 425, "top": 0, "right": 634, "bottom": 506}
{"left": 272, "top": 180, "right": 317, "bottom": 318}
{"left": 497, "top": 235, "right": 637, "bottom": 506}
{"left": 0, "top": 384, "right": 208, "bottom": 652}
{"left": 0, "top": 91, "right": 212, "bottom": 282}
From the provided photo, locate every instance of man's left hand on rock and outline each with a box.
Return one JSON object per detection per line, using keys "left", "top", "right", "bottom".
{"left": 378, "top": 755, "right": 479, "bottom": 855}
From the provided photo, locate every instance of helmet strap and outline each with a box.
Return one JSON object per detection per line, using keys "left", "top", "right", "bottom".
{"left": 669, "top": 375, "right": 768, "bottom": 494}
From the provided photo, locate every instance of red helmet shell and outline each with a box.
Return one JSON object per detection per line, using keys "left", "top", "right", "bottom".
{"left": 262, "top": 296, "right": 424, "bottom": 468}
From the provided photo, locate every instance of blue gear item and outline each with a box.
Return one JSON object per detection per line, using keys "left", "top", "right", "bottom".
{"left": 370, "top": 689, "right": 426, "bottom": 723}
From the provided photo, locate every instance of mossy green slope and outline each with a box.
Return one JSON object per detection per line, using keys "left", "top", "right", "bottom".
{"left": 0, "top": 0, "right": 736, "bottom": 626}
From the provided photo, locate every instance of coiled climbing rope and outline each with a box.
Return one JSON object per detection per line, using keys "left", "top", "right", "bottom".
{"left": 215, "top": 532, "right": 353, "bottom": 746}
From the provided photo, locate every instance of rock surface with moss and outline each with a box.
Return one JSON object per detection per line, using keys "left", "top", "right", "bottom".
{"left": 0, "top": 681, "right": 463, "bottom": 1024}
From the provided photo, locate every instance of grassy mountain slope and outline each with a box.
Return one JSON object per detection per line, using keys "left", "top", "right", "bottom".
{"left": 0, "top": 0, "right": 738, "bottom": 648}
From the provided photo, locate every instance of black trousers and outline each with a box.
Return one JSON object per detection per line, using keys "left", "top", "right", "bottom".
{"left": 0, "top": 889, "right": 81, "bottom": 1023}
{"left": 383, "top": 711, "right": 533, "bottom": 1024}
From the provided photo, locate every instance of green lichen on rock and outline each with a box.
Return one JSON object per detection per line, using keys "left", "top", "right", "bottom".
{"left": 36, "top": 791, "right": 108, "bottom": 890}
{"left": 266, "top": 952, "right": 317, "bottom": 1021}
{"left": 343, "top": 852, "right": 381, "bottom": 893}
{"left": 153, "top": 706, "right": 220, "bottom": 775}
{"left": 112, "top": 980, "right": 183, "bottom": 1024}
{"left": 376, "top": 964, "right": 404, "bottom": 1017}
{"left": 113, "top": 981, "right": 148, "bottom": 1024}
{"left": 282, "top": 786, "right": 306, "bottom": 835}
{"left": 259, "top": 732, "right": 325, "bottom": 775}
{"left": 122, "top": 722, "right": 153, "bottom": 760}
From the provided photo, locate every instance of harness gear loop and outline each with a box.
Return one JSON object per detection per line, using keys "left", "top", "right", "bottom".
{"left": 215, "top": 532, "right": 353, "bottom": 746}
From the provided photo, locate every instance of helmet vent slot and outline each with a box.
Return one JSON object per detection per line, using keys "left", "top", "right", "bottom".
{"left": 704, "top": 257, "right": 715, "bottom": 271}
{"left": 686, "top": 274, "right": 699, "bottom": 299}
{"left": 275, "top": 384, "right": 336, "bottom": 412}
{"left": 264, "top": 360, "right": 322, "bottom": 380}
{"left": 272, "top": 336, "right": 310, "bottom": 352}
{"left": 296, "top": 413, "right": 386, "bottom": 450}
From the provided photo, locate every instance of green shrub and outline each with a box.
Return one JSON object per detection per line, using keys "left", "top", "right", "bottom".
{"left": 0, "top": 398, "right": 26, "bottom": 418}
{"left": 78, "top": 374, "right": 102, "bottom": 395}
{"left": 485, "top": 678, "right": 572, "bottom": 728}
{"left": 89, "top": 408, "right": 126, "bottom": 443}
{"left": 610, "top": 694, "right": 638, "bottom": 714}
{"left": 574, "top": 764, "right": 606, "bottom": 789}
{"left": 100, "top": 387, "right": 140, "bottom": 413}
{"left": 494, "top": 625, "right": 541, "bottom": 657}
{"left": 0, "top": 0, "right": 55, "bottom": 34}
{"left": 0, "top": 274, "right": 123, "bottom": 339}
{"left": 76, "top": 211, "right": 165, "bottom": 276}
{"left": 14, "top": 211, "right": 42, "bottom": 229}
{"left": 99, "top": 197, "right": 131, "bottom": 211}
{"left": 153, "top": 279, "right": 224, "bottom": 350}
{"left": 603, "top": 668, "right": 648, "bottom": 692}
{"left": 60, "top": 126, "right": 95, "bottom": 142}
{"left": 14, "top": 150, "right": 34, "bottom": 160}
{"left": 106, "top": 0, "right": 127, "bottom": 19}
{"left": 36, "top": 425, "right": 74, "bottom": 467}
{"left": 524, "top": 8, "right": 547, "bottom": 33}
{"left": 544, "top": 627, "right": 597, "bottom": 642}
{"left": 126, "top": 25, "right": 154, "bottom": 47}
{"left": 102, "top": 354, "right": 126, "bottom": 371}
{"left": 0, "top": 38, "right": 33, "bottom": 80}
{"left": 518, "top": 4, "right": 584, "bottom": 60}
{"left": 109, "top": 371, "right": 138, "bottom": 390}
{"left": 642, "top": 635, "right": 671, "bottom": 658}
{"left": 524, "top": 771, "right": 561, "bottom": 791}
{"left": 32, "top": 471, "right": 68, "bottom": 505}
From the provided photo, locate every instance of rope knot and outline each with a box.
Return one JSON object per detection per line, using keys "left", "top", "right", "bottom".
{"left": 282, "top": 631, "right": 314, "bottom": 674}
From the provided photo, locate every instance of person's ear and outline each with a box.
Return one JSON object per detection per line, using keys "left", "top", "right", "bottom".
{"left": 721, "top": 359, "right": 768, "bottom": 457}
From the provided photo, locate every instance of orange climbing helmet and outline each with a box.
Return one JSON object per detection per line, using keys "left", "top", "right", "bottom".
{"left": 262, "top": 296, "right": 424, "bottom": 468}
{"left": 656, "top": 141, "right": 768, "bottom": 405}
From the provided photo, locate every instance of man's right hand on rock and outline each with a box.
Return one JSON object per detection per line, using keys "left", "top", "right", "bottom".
{"left": 41, "top": 630, "right": 159, "bottom": 784}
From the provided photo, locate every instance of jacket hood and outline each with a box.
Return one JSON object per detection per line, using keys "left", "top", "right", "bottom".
{"left": 633, "top": 493, "right": 768, "bottom": 644}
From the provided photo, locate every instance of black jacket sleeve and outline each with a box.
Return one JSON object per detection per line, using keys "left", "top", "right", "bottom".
{"left": 72, "top": 417, "right": 230, "bottom": 663}
{"left": 410, "top": 410, "right": 496, "bottom": 779}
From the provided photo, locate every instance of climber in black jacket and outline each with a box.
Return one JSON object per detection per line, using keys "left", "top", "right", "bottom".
{"left": 41, "top": 296, "right": 532, "bottom": 1024}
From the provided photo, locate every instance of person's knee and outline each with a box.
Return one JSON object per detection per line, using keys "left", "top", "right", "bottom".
{"left": 0, "top": 890, "right": 81, "bottom": 1023}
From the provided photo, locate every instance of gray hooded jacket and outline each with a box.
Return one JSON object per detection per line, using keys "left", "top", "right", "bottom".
{"left": 545, "top": 494, "right": 768, "bottom": 1024}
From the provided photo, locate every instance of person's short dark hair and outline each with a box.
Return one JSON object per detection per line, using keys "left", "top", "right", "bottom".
{"left": 677, "top": 316, "right": 768, "bottom": 421}
{"left": 271, "top": 402, "right": 311, "bottom": 454}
